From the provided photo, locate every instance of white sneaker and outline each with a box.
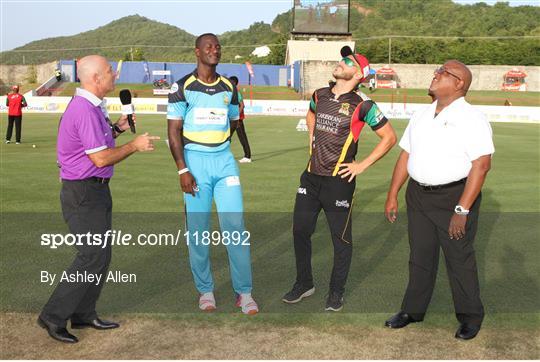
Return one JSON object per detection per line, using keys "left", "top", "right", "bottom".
{"left": 198, "top": 292, "right": 216, "bottom": 311}
{"left": 5, "top": 140, "right": 10, "bottom": 144}
{"left": 238, "top": 157, "right": 252, "bottom": 163}
{"left": 236, "top": 293, "right": 259, "bottom": 315}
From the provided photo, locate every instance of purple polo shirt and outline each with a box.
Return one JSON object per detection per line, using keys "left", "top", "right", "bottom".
{"left": 57, "top": 89, "right": 115, "bottom": 180}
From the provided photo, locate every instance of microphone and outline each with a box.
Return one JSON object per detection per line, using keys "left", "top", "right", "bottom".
{"left": 119, "top": 89, "right": 136, "bottom": 133}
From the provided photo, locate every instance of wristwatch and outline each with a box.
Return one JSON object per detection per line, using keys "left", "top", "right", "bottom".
{"left": 113, "top": 123, "right": 125, "bottom": 134}
{"left": 454, "top": 205, "right": 470, "bottom": 215}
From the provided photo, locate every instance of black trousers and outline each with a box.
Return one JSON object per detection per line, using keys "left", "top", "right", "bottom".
{"left": 40, "top": 179, "right": 113, "bottom": 327}
{"left": 402, "top": 179, "right": 484, "bottom": 326}
{"left": 6, "top": 115, "right": 22, "bottom": 142}
{"left": 236, "top": 120, "right": 251, "bottom": 159}
{"left": 293, "top": 171, "right": 355, "bottom": 294}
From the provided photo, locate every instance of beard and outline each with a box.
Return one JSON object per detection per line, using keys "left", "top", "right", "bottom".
{"left": 332, "top": 68, "right": 354, "bottom": 81}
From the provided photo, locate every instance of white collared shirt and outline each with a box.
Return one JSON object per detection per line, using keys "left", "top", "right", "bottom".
{"left": 399, "top": 97, "right": 495, "bottom": 185}
{"left": 75, "top": 87, "right": 109, "bottom": 119}
{"left": 75, "top": 87, "right": 102, "bottom": 107}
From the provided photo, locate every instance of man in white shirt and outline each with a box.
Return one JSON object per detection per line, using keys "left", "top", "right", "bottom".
{"left": 383, "top": 60, "right": 494, "bottom": 340}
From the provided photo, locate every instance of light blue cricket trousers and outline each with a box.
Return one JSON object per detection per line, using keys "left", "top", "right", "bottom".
{"left": 183, "top": 147, "right": 253, "bottom": 294}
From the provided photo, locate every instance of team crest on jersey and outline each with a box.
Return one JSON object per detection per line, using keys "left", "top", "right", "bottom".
{"left": 339, "top": 103, "right": 350, "bottom": 116}
{"left": 169, "top": 82, "right": 179, "bottom": 94}
{"left": 223, "top": 95, "right": 229, "bottom": 105}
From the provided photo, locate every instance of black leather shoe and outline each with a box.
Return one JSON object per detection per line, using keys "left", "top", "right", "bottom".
{"left": 455, "top": 323, "right": 480, "bottom": 340}
{"left": 384, "top": 311, "right": 420, "bottom": 328}
{"left": 37, "top": 316, "right": 78, "bottom": 343}
{"left": 71, "top": 317, "right": 120, "bottom": 330}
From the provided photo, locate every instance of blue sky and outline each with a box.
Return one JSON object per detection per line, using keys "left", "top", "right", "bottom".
{"left": 0, "top": 0, "right": 537, "bottom": 51}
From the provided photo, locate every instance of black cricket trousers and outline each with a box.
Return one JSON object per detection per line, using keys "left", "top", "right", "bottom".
{"left": 236, "top": 120, "right": 251, "bottom": 159}
{"left": 402, "top": 178, "right": 484, "bottom": 326}
{"left": 293, "top": 170, "right": 355, "bottom": 294}
{"left": 6, "top": 115, "right": 22, "bottom": 142}
{"left": 40, "top": 179, "right": 112, "bottom": 327}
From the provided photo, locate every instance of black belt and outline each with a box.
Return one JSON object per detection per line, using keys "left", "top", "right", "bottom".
{"left": 414, "top": 178, "right": 466, "bottom": 191}
{"left": 62, "top": 177, "right": 110, "bottom": 184}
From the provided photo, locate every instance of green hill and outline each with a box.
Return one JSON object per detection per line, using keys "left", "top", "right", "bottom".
{"left": 0, "top": 15, "right": 286, "bottom": 65}
{"left": 349, "top": 0, "right": 540, "bottom": 65}
{"left": 1, "top": 1, "right": 538, "bottom": 65}
{"left": 0, "top": 15, "right": 197, "bottom": 64}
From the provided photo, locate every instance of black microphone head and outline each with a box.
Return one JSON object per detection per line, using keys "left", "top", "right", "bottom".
{"left": 119, "top": 89, "right": 132, "bottom": 105}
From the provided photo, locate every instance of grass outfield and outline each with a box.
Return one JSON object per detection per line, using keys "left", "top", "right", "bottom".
{"left": 51, "top": 83, "right": 540, "bottom": 106}
{"left": 0, "top": 114, "right": 539, "bottom": 359}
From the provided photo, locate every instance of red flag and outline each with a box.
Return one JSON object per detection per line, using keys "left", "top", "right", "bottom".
{"left": 245, "top": 61, "right": 254, "bottom": 77}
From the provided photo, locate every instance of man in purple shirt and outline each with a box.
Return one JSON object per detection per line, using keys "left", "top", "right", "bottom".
{"left": 38, "top": 55, "right": 159, "bottom": 344}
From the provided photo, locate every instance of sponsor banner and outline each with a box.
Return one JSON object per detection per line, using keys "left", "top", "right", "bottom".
{"left": 0, "top": 100, "right": 70, "bottom": 113}
{"left": 1, "top": 96, "right": 537, "bottom": 123}
{"left": 242, "top": 100, "right": 540, "bottom": 124}
{"left": 244, "top": 100, "right": 310, "bottom": 116}
{"left": 475, "top": 105, "right": 540, "bottom": 124}
{"left": 153, "top": 89, "right": 170, "bottom": 95}
{"left": 376, "top": 103, "right": 540, "bottom": 124}
{"left": 152, "top": 70, "right": 171, "bottom": 76}
{"left": 0, "top": 96, "right": 163, "bottom": 114}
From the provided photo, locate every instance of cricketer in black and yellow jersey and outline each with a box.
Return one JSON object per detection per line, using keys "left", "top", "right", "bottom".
{"left": 282, "top": 46, "right": 397, "bottom": 311}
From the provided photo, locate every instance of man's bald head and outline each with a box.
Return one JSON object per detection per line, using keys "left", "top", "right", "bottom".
{"left": 428, "top": 59, "right": 473, "bottom": 102}
{"left": 77, "top": 55, "right": 116, "bottom": 98}
{"left": 444, "top": 59, "right": 472, "bottom": 94}
{"left": 78, "top": 55, "right": 109, "bottom": 85}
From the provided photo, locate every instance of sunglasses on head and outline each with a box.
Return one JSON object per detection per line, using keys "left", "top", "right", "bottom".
{"left": 434, "top": 66, "right": 461, "bottom": 81}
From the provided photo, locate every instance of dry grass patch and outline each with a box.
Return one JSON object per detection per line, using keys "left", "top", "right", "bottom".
{"left": 1, "top": 313, "right": 538, "bottom": 359}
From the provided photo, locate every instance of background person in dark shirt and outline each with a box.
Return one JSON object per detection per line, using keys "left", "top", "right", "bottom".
{"left": 229, "top": 76, "right": 252, "bottom": 163}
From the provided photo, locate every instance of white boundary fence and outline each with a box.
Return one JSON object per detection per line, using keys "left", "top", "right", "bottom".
{"left": 0, "top": 96, "right": 538, "bottom": 124}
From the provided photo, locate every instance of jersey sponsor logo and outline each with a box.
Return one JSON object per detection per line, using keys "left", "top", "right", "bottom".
{"left": 193, "top": 108, "right": 228, "bottom": 125}
{"left": 375, "top": 108, "right": 385, "bottom": 123}
{"left": 339, "top": 102, "right": 350, "bottom": 116}
{"left": 335, "top": 200, "right": 350, "bottom": 208}
{"left": 316, "top": 113, "right": 342, "bottom": 134}
{"left": 297, "top": 187, "right": 307, "bottom": 195}
{"left": 226, "top": 176, "right": 240, "bottom": 187}
{"left": 205, "top": 88, "right": 216, "bottom": 93}
{"left": 170, "top": 82, "right": 179, "bottom": 94}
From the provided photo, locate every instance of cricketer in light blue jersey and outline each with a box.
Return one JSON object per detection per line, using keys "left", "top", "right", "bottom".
{"left": 167, "top": 33, "right": 257, "bottom": 314}
{"left": 167, "top": 71, "right": 240, "bottom": 152}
